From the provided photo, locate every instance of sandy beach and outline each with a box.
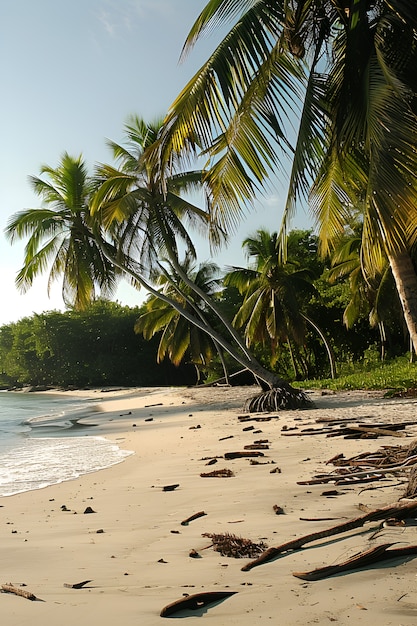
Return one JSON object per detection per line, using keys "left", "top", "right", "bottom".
{"left": 2, "top": 384, "right": 417, "bottom": 625}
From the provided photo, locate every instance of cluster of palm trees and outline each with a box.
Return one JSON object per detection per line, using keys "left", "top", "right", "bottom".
{"left": 5, "top": 1, "right": 417, "bottom": 408}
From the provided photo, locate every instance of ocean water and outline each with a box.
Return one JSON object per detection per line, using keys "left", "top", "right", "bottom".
{"left": 0, "top": 391, "right": 133, "bottom": 497}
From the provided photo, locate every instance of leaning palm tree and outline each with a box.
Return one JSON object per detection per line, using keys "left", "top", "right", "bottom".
{"left": 92, "top": 116, "right": 312, "bottom": 409}
{"left": 135, "top": 255, "right": 229, "bottom": 383}
{"left": 5, "top": 153, "right": 117, "bottom": 310}
{"left": 156, "top": 1, "right": 417, "bottom": 353}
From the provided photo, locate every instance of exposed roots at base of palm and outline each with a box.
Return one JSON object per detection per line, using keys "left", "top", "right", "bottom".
{"left": 244, "top": 385, "right": 313, "bottom": 413}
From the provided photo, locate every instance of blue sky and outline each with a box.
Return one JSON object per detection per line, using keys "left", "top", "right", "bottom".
{"left": 0, "top": 0, "right": 311, "bottom": 326}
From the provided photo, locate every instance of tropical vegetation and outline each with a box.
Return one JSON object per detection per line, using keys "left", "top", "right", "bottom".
{"left": 3, "top": 1, "right": 417, "bottom": 402}
{"left": 157, "top": 0, "right": 417, "bottom": 353}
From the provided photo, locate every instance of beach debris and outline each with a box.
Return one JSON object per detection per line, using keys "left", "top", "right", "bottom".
{"left": 189, "top": 549, "right": 201, "bottom": 558}
{"left": 1, "top": 584, "right": 42, "bottom": 601}
{"left": 292, "top": 543, "right": 417, "bottom": 581}
{"left": 63, "top": 580, "right": 92, "bottom": 589}
{"left": 202, "top": 532, "right": 268, "bottom": 558}
{"left": 273, "top": 505, "right": 284, "bottom": 515}
{"left": 242, "top": 425, "right": 254, "bottom": 431}
{"left": 145, "top": 417, "right": 153, "bottom": 422}
{"left": 189, "top": 424, "right": 201, "bottom": 429}
{"left": 158, "top": 558, "right": 168, "bottom": 563}
{"left": 181, "top": 511, "right": 207, "bottom": 526}
{"left": 162, "top": 484, "right": 180, "bottom": 492}
{"left": 270, "top": 467, "right": 282, "bottom": 473}
{"left": 205, "top": 458, "right": 218, "bottom": 466}
{"left": 299, "top": 517, "right": 346, "bottom": 522}
{"left": 404, "top": 465, "right": 417, "bottom": 498}
{"left": 238, "top": 415, "right": 272, "bottom": 423}
{"left": 250, "top": 459, "right": 274, "bottom": 465}
{"left": 61, "top": 505, "right": 70, "bottom": 512}
{"left": 144, "top": 402, "right": 163, "bottom": 408}
{"left": 241, "top": 499, "right": 417, "bottom": 572}
{"left": 244, "top": 443, "right": 269, "bottom": 450}
{"left": 224, "top": 451, "right": 264, "bottom": 460}
{"left": 219, "top": 435, "right": 234, "bottom": 441}
{"left": 299, "top": 440, "right": 417, "bottom": 486}
{"left": 160, "top": 590, "right": 237, "bottom": 617}
{"left": 200, "top": 468, "right": 234, "bottom": 478}
{"left": 83, "top": 506, "right": 96, "bottom": 514}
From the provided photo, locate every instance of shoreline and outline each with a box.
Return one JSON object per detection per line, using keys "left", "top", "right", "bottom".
{"left": 2, "top": 386, "right": 417, "bottom": 624}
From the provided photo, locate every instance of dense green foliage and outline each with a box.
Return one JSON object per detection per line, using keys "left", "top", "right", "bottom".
{"left": 2, "top": 228, "right": 413, "bottom": 390}
{"left": 298, "top": 354, "right": 417, "bottom": 393}
{"left": 0, "top": 301, "right": 196, "bottom": 389}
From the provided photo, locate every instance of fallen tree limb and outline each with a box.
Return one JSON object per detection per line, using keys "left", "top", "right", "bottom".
{"left": 292, "top": 543, "right": 417, "bottom": 580}
{"left": 1, "top": 584, "right": 42, "bottom": 601}
{"left": 181, "top": 511, "right": 207, "bottom": 526}
{"left": 224, "top": 451, "right": 264, "bottom": 460}
{"left": 241, "top": 500, "right": 417, "bottom": 572}
{"left": 160, "top": 591, "right": 237, "bottom": 617}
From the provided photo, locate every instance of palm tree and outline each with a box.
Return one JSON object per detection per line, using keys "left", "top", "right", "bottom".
{"left": 225, "top": 229, "right": 335, "bottom": 378}
{"left": 92, "top": 115, "right": 312, "bottom": 408}
{"left": 328, "top": 225, "right": 406, "bottom": 360}
{"left": 135, "top": 255, "right": 229, "bottom": 383}
{"left": 156, "top": 1, "right": 417, "bottom": 353}
{"left": 5, "top": 153, "right": 117, "bottom": 310}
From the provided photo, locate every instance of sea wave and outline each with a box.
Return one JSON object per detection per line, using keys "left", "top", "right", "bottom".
{"left": 0, "top": 435, "right": 134, "bottom": 497}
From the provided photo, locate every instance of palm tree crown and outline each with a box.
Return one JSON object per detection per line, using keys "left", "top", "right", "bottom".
{"left": 157, "top": 0, "right": 417, "bottom": 351}
{"left": 5, "top": 153, "right": 117, "bottom": 310}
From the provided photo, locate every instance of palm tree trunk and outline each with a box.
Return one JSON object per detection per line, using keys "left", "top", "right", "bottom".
{"left": 387, "top": 251, "right": 417, "bottom": 355}
{"left": 301, "top": 314, "right": 336, "bottom": 379}
{"left": 105, "top": 247, "right": 279, "bottom": 388}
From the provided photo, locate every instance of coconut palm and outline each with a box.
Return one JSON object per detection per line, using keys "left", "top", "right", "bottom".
{"left": 5, "top": 153, "right": 117, "bottom": 310}
{"left": 156, "top": 1, "right": 417, "bottom": 352}
{"left": 92, "top": 115, "right": 312, "bottom": 408}
{"left": 135, "top": 255, "right": 229, "bottom": 383}
{"left": 225, "top": 229, "right": 335, "bottom": 378}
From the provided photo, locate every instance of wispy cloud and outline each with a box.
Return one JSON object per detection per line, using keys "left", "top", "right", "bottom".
{"left": 96, "top": 0, "right": 176, "bottom": 38}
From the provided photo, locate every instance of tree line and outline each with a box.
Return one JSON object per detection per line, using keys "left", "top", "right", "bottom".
{"left": 0, "top": 301, "right": 197, "bottom": 389}
{"left": 0, "top": 229, "right": 409, "bottom": 390}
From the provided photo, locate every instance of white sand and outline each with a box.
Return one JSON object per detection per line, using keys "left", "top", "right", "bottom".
{"left": 1, "top": 385, "right": 417, "bottom": 625}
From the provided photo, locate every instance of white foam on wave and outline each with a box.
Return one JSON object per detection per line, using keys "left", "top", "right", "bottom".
{"left": 0, "top": 436, "right": 134, "bottom": 497}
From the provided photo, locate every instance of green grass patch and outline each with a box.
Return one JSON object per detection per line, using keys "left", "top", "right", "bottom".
{"left": 297, "top": 355, "right": 417, "bottom": 393}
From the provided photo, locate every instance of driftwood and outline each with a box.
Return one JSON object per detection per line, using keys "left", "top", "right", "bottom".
{"left": 63, "top": 580, "right": 92, "bottom": 589}
{"left": 160, "top": 591, "right": 237, "bottom": 617}
{"left": 283, "top": 424, "right": 408, "bottom": 439}
{"left": 162, "top": 484, "right": 180, "bottom": 492}
{"left": 298, "top": 455, "right": 417, "bottom": 486}
{"left": 403, "top": 465, "right": 417, "bottom": 498}
{"left": 238, "top": 415, "right": 273, "bottom": 422}
{"left": 200, "top": 468, "right": 234, "bottom": 477}
{"left": 1, "top": 584, "right": 41, "bottom": 601}
{"left": 292, "top": 544, "right": 417, "bottom": 580}
{"left": 181, "top": 511, "right": 207, "bottom": 526}
{"left": 224, "top": 451, "right": 264, "bottom": 460}
{"left": 244, "top": 443, "right": 269, "bottom": 450}
{"left": 241, "top": 500, "right": 417, "bottom": 572}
